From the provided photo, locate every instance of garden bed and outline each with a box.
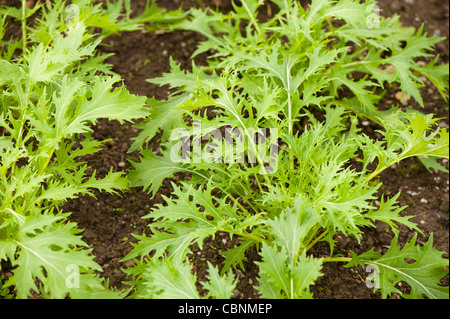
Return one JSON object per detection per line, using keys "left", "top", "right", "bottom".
{"left": 62, "top": 0, "right": 449, "bottom": 299}
{"left": 1, "top": 0, "right": 448, "bottom": 299}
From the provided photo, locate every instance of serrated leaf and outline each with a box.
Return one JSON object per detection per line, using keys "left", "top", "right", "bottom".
{"left": 79, "top": 168, "right": 129, "bottom": 195}
{"left": 124, "top": 182, "right": 251, "bottom": 263}
{"left": 396, "top": 112, "right": 448, "bottom": 158}
{"left": 412, "top": 56, "right": 449, "bottom": 102}
{"left": 332, "top": 74, "right": 380, "bottom": 114}
{"left": 255, "top": 244, "right": 323, "bottom": 299}
{"left": 418, "top": 155, "right": 449, "bottom": 174}
{"left": 363, "top": 110, "right": 449, "bottom": 181}
{"left": 5, "top": 3, "right": 44, "bottom": 20}
{"left": 147, "top": 57, "right": 198, "bottom": 92}
{"left": 170, "top": 7, "right": 228, "bottom": 53}
{"left": 266, "top": 197, "right": 318, "bottom": 264}
{"left": 221, "top": 238, "right": 256, "bottom": 274}
{"left": 201, "top": 261, "right": 238, "bottom": 299}
{"left": 347, "top": 233, "right": 449, "bottom": 299}
{"left": 142, "top": 258, "right": 200, "bottom": 299}
{"left": 255, "top": 244, "right": 290, "bottom": 298}
{"left": 62, "top": 75, "right": 147, "bottom": 136}
{"left": 130, "top": 93, "right": 190, "bottom": 150}
{"left": 123, "top": 228, "right": 202, "bottom": 265}
{"left": 128, "top": 149, "right": 183, "bottom": 197}
{"left": 25, "top": 23, "right": 98, "bottom": 85}
{"left": 311, "top": 160, "right": 379, "bottom": 235}
{"left": 362, "top": 192, "right": 420, "bottom": 232}
{"left": 0, "top": 213, "right": 101, "bottom": 299}
{"left": 384, "top": 25, "right": 445, "bottom": 106}
{"left": 68, "top": 274, "right": 127, "bottom": 299}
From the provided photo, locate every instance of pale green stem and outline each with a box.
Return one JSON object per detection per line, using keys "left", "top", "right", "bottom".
{"left": 322, "top": 256, "right": 352, "bottom": 263}
{"left": 303, "top": 229, "right": 329, "bottom": 253}
{"left": 364, "top": 159, "right": 398, "bottom": 183}
{"left": 242, "top": 0, "right": 261, "bottom": 34}
{"left": 287, "top": 92, "right": 295, "bottom": 170}
{"left": 21, "top": 0, "right": 27, "bottom": 54}
{"left": 40, "top": 148, "right": 55, "bottom": 174}
{"left": 218, "top": 187, "right": 259, "bottom": 216}
{"left": 244, "top": 127, "right": 272, "bottom": 188}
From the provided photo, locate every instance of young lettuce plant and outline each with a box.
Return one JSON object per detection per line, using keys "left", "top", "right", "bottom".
{"left": 0, "top": 1, "right": 151, "bottom": 298}
{"left": 124, "top": 0, "right": 449, "bottom": 299}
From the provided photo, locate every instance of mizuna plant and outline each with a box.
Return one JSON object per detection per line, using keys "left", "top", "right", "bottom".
{"left": 124, "top": 0, "right": 449, "bottom": 299}
{"left": 0, "top": 0, "right": 155, "bottom": 298}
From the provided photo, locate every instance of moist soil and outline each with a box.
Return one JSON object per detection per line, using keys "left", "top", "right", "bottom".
{"left": 2, "top": 0, "right": 449, "bottom": 299}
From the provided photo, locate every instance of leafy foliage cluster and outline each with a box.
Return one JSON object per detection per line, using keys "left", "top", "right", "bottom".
{"left": 125, "top": 0, "right": 449, "bottom": 299}
{"left": 0, "top": 0, "right": 448, "bottom": 299}
{"left": 0, "top": 0, "right": 163, "bottom": 298}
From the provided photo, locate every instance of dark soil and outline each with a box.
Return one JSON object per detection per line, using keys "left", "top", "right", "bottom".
{"left": 2, "top": 0, "right": 449, "bottom": 299}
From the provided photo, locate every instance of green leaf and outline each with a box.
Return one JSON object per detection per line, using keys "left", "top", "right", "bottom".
{"left": 142, "top": 258, "right": 200, "bottom": 299}
{"left": 266, "top": 196, "right": 319, "bottom": 264}
{"left": 418, "top": 155, "right": 449, "bottom": 174}
{"left": 62, "top": 75, "right": 147, "bottom": 136}
{"left": 124, "top": 182, "right": 240, "bottom": 263}
{"left": 384, "top": 25, "right": 445, "bottom": 106}
{"left": 255, "top": 244, "right": 291, "bottom": 298}
{"left": 347, "top": 233, "right": 449, "bottom": 299}
{"left": 130, "top": 94, "right": 190, "bottom": 150}
{"left": 232, "top": 0, "right": 264, "bottom": 33}
{"left": 0, "top": 213, "right": 102, "bottom": 299}
{"left": 332, "top": 73, "right": 380, "bottom": 114}
{"left": 255, "top": 244, "right": 323, "bottom": 299}
{"left": 412, "top": 56, "right": 449, "bottom": 102}
{"left": 363, "top": 110, "right": 449, "bottom": 181}
{"left": 78, "top": 168, "right": 129, "bottom": 196}
{"left": 68, "top": 274, "right": 127, "bottom": 299}
{"left": 310, "top": 160, "right": 379, "bottom": 235}
{"left": 25, "top": 23, "right": 99, "bottom": 85}
{"left": 124, "top": 229, "right": 201, "bottom": 266}
{"left": 362, "top": 192, "right": 421, "bottom": 233}
{"left": 323, "top": 0, "right": 377, "bottom": 29}
{"left": 140, "top": 258, "right": 236, "bottom": 299}
{"left": 221, "top": 238, "right": 256, "bottom": 274}
{"left": 171, "top": 7, "right": 228, "bottom": 52}
{"left": 201, "top": 261, "right": 238, "bottom": 299}
{"left": 399, "top": 113, "right": 449, "bottom": 159}
{"left": 147, "top": 57, "right": 198, "bottom": 92}
{"left": 128, "top": 149, "right": 183, "bottom": 197}
{"left": 5, "top": 3, "right": 44, "bottom": 20}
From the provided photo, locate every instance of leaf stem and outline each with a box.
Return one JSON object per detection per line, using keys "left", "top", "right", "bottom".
{"left": 219, "top": 187, "right": 259, "bottom": 216}
{"left": 303, "top": 228, "right": 329, "bottom": 253}
{"left": 191, "top": 168, "right": 259, "bottom": 213}
{"left": 287, "top": 92, "right": 295, "bottom": 170}
{"left": 242, "top": 0, "right": 261, "bottom": 34}
{"left": 364, "top": 159, "right": 397, "bottom": 183}
{"left": 21, "top": 0, "right": 27, "bottom": 54}
{"left": 244, "top": 128, "right": 272, "bottom": 188}
{"left": 40, "top": 148, "right": 55, "bottom": 173}
{"left": 322, "top": 256, "right": 351, "bottom": 263}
